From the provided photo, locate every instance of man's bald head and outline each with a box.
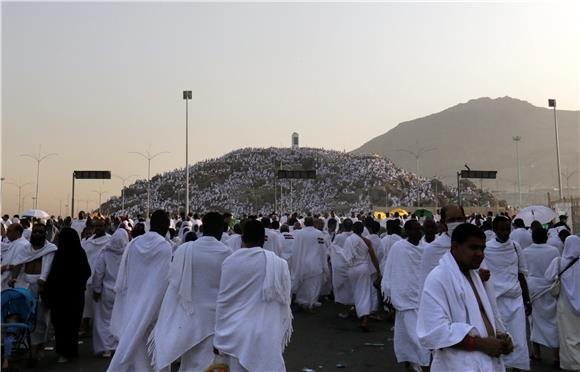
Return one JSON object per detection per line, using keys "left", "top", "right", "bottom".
{"left": 6, "top": 223, "right": 23, "bottom": 242}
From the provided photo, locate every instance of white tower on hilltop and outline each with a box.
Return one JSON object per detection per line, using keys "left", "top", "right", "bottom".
{"left": 291, "top": 132, "right": 299, "bottom": 149}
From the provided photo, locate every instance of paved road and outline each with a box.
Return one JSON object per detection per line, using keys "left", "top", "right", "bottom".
{"left": 13, "top": 302, "right": 559, "bottom": 371}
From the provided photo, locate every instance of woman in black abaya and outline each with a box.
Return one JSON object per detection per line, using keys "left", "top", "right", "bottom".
{"left": 43, "top": 227, "right": 91, "bottom": 362}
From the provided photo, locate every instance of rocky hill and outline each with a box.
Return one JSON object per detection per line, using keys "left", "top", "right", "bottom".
{"left": 100, "top": 147, "right": 494, "bottom": 216}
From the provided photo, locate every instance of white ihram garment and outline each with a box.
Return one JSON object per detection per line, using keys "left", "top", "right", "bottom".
{"left": 545, "top": 236, "right": 580, "bottom": 370}
{"left": 213, "top": 248, "right": 292, "bottom": 372}
{"left": 82, "top": 234, "right": 111, "bottom": 319}
{"left": 107, "top": 232, "right": 172, "bottom": 372}
{"left": 328, "top": 243, "right": 353, "bottom": 305}
{"left": 343, "top": 234, "right": 373, "bottom": 317}
{"left": 1, "top": 237, "right": 30, "bottom": 290}
{"left": 148, "top": 236, "right": 232, "bottom": 371}
{"left": 290, "top": 226, "right": 328, "bottom": 307}
{"left": 523, "top": 243, "right": 560, "bottom": 348}
{"left": 483, "top": 238, "right": 530, "bottom": 370}
{"left": 92, "top": 229, "right": 129, "bottom": 354}
{"left": 386, "top": 239, "right": 430, "bottom": 366}
{"left": 418, "top": 233, "right": 450, "bottom": 290}
{"left": 418, "top": 252, "right": 506, "bottom": 372}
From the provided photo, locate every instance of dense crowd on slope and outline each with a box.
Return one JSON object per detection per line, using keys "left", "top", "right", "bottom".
{"left": 101, "top": 147, "right": 493, "bottom": 217}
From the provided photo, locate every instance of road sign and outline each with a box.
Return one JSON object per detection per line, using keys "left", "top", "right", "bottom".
{"left": 277, "top": 170, "right": 316, "bottom": 179}
{"left": 460, "top": 170, "right": 497, "bottom": 179}
{"left": 74, "top": 171, "right": 111, "bottom": 179}
{"left": 71, "top": 170, "right": 111, "bottom": 216}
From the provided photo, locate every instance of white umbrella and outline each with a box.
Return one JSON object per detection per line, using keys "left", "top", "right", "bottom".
{"left": 515, "top": 205, "right": 556, "bottom": 226}
{"left": 22, "top": 209, "right": 50, "bottom": 219}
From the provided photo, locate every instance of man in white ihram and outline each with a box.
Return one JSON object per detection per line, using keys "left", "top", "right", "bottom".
{"left": 290, "top": 216, "right": 328, "bottom": 309}
{"left": 418, "top": 223, "right": 514, "bottom": 371}
{"left": 149, "top": 212, "right": 232, "bottom": 371}
{"left": 107, "top": 210, "right": 172, "bottom": 372}
{"left": 81, "top": 218, "right": 111, "bottom": 332}
{"left": 384, "top": 220, "right": 430, "bottom": 371}
{"left": 484, "top": 216, "right": 531, "bottom": 370}
{"left": 9, "top": 223, "right": 57, "bottom": 352}
{"left": 510, "top": 218, "right": 533, "bottom": 249}
{"left": 1, "top": 223, "right": 30, "bottom": 290}
{"left": 92, "top": 226, "right": 130, "bottom": 358}
{"left": 211, "top": 219, "right": 293, "bottom": 371}
{"left": 522, "top": 227, "right": 560, "bottom": 362}
{"left": 418, "top": 204, "right": 466, "bottom": 288}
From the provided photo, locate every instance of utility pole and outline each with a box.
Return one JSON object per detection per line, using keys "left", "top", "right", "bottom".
{"left": 115, "top": 174, "right": 138, "bottom": 213}
{"left": 129, "top": 149, "right": 169, "bottom": 218}
{"left": 548, "top": 99, "right": 564, "bottom": 199}
{"left": 7, "top": 181, "right": 32, "bottom": 213}
{"left": 512, "top": 136, "right": 522, "bottom": 207}
{"left": 20, "top": 145, "right": 57, "bottom": 209}
{"left": 183, "top": 90, "right": 192, "bottom": 216}
{"left": 396, "top": 145, "right": 437, "bottom": 207}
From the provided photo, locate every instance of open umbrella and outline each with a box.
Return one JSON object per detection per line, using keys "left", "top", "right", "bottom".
{"left": 515, "top": 205, "right": 556, "bottom": 226}
{"left": 373, "top": 211, "right": 387, "bottom": 220}
{"left": 414, "top": 209, "right": 433, "bottom": 218}
{"left": 22, "top": 209, "right": 50, "bottom": 219}
{"left": 389, "top": 208, "right": 409, "bottom": 217}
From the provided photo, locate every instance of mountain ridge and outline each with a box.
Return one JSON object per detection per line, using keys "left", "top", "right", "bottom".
{"left": 352, "top": 96, "right": 579, "bottom": 200}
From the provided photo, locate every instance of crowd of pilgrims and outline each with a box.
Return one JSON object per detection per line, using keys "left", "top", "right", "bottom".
{"left": 0, "top": 206, "right": 578, "bottom": 372}
{"left": 105, "top": 147, "right": 487, "bottom": 217}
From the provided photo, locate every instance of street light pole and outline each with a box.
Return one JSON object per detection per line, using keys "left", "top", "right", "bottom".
{"left": 114, "top": 174, "right": 138, "bottom": 213}
{"left": 20, "top": 145, "right": 57, "bottom": 209}
{"left": 183, "top": 90, "right": 192, "bottom": 216}
{"left": 396, "top": 146, "right": 437, "bottom": 207}
{"left": 0, "top": 177, "right": 4, "bottom": 214}
{"left": 548, "top": 99, "right": 564, "bottom": 199}
{"left": 92, "top": 189, "right": 108, "bottom": 214}
{"left": 512, "top": 136, "right": 522, "bottom": 207}
{"left": 79, "top": 199, "right": 91, "bottom": 212}
{"left": 129, "top": 150, "right": 169, "bottom": 219}
{"left": 563, "top": 169, "right": 579, "bottom": 198}
{"left": 7, "top": 181, "right": 32, "bottom": 213}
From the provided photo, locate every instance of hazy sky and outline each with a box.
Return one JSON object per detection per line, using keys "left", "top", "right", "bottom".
{"left": 1, "top": 1, "right": 579, "bottom": 215}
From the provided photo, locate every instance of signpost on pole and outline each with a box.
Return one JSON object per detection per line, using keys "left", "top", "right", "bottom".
{"left": 71, "top": 170, "right": 111, "bottom": 216}
{"left": 457, "top": 165, "right": 497, "bottom": 206}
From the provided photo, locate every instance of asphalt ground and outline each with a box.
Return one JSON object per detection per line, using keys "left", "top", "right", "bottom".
{"left": 9, "top": 301, "right": 560, "bottom": 372}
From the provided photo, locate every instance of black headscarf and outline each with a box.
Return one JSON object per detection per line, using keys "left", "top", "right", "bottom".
{"left": 43, "top": 228, "right": 91, "bottom": 307}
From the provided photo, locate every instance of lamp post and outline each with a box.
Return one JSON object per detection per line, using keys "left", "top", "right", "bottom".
{"left": 65, "top": 194, "right": 69, "bottom": 217}
{"left": 21, "top": 193, "right": 32, "bottom": 211}
{"left": 92, "top": 189, "right": 108, "bottom": 214}
{"left": 396, "top": 146, "right": 437, "bottom": 207}
{"left": 563, "top": 169, "right": 579, "bottom": 198}
{"left": 512, "top": 136, "right": 522, "bottom": 207}
{"left": 183, "top": 90, "right": 192, "bottom": 216}
{"left": 20, "top": 145, "right": 57, "bottom": 209}
{"left": 548, "top": 99, "right": 564, "bottom": 199}
{"left": 79, "top": 199, "right": 92, "bottom": 212}
{"left": 114, "top": 174, "right": 138, "bottom": 213}
{"left": 7, "top": 181, "right": 32, "bottom": 213}
{"left": 0, "top": 177, "right": 4, "bottom": 214}
{"left": 129, "top": 150, "right": 169, "bottom": 219}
